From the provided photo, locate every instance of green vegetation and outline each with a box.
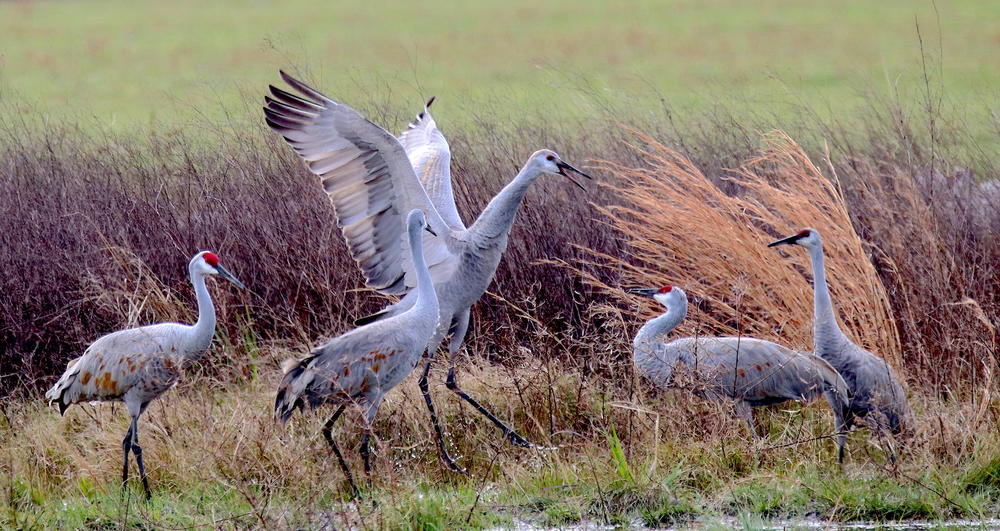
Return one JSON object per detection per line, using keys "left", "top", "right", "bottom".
{"left": 964, "top": 456, "right": 1000, "bottom": 494}
{"left": 2, "top": 0, "right": 998, "bottom": 136}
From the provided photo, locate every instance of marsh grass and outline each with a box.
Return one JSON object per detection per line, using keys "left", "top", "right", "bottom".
{"left": 576, "top": 129, "right": 901, "bottom": 364}
{"left": 2, "top": 344, "right": 997, "bottom": 528}
{"left": 1, "top": 77, "right": 998, "bottom": 527}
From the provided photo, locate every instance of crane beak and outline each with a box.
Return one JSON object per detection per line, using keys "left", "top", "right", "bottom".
{"left": 556, "top": 160, "right": 592, "bottom": 191}
{"left": 215, "top": 265, "right": 247, "bottom": 290}
{"left": 424, "top": 225, "right": 438, "bottom": 237}
{"left": 626, "top": 287, "right": 658, "bottom": 298}
{"left": 767, "top": 233, "right": 802, "bottom": 247}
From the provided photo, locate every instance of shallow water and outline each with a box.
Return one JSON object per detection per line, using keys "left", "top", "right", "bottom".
{"left": 763, "top": 519, "right": 1000, "bottom": 530}
{"left": 499, "top": 517, "right": 1000, "bottom": 530}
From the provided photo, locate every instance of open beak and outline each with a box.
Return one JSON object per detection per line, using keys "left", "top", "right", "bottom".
{"left": 424, "top": 225, "right": 438, "bottom": 237}
{"left": 556, "top": 160, "right": 592, "bottom": 191}
{"left": 216, "top": 264, "right": 247, "bottom": 290}
{"left": 767, "top": 233, "right": 802, "bottom": 248}
{"left": 626, "top": 287, "right": 658, "bottom": 298}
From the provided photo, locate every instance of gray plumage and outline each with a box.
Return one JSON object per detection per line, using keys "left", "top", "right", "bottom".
{"left": 274, "top": 209, "right": 440, "bottom": 497}
{"left": 630, "top": 286, "right": 851, "bottom": 461}
{"left": 769, "top": 228, "right": 913, "bottom": 436}
{"left": 45, "top": 251, "right": 245, "bottom": 499}
{"left": 264, "top": 71, "right": 591, "bottom": 470}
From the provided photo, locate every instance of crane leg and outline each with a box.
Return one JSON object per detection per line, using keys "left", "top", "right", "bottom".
{"left": 129, "top": 415, "right": 152, "bottom": 500}
{"left": 120, "top": 424, "right": 133, "bottom": 497}
{"left": 446, "top": 369, "right": 535, "bottom": 448}
{"left": 834, "top": 405, "right": 851, "bottom": 464}
{"left": 359, "top": 396, "right": 383, "bottom": 475}
{"left": 359, "top": 432, "right": 371, "bottom": 474}
{"left": 322, "top": 405, "right": 359, "bottom": 499}
{"left": 418, "top": 333, "right": 467, "bottom": 474}
{"left": 883, "top": 429, "right": 898, "bottom": 465}
{"left": 444, "top": 310, "right": 536, "bottom": 449}
{"left": 868, "top": 411, "right": 898, "bottom": 465}
{"left": 734, "top": 402, "right": 759, "bottom": 439}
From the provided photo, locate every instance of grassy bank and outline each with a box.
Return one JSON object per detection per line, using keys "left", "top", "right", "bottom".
{"left": 3, "top": 348, "right": 998, "bottom": 528}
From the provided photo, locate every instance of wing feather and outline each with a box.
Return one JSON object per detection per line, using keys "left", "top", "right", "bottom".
{"left": 264, "top": 71, "right": 459, "bottom": 294}
{"left": 398, "top": 98, "right": 466, "bottom": 230}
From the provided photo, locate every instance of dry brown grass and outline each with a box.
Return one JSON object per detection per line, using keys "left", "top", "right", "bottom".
{"left": 2, "top": 89, "right": 995, "bottom": 396}
{"left": 0, "top": 107, "right": 622, "bottom": 392}
{"left": 577, "top": 130, "right": 901, "bottom": 366}
{"left": 834, "top": 155, "right": 1000, "bottom": 393}
{"left": 2, "top": 335, "right": 997, "bottom": 527}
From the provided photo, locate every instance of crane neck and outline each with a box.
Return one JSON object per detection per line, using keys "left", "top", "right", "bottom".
{"left": 468, "top": 163, "right": 543, "bottom": 241}
{"left": 408, "top": 224, "right": 439, "bottom": 317}
{"left": 634, "top": 298, "right": 687, "bottom": 351}
{"left": 188, "top": 268, "right": 217, "bottom": 358}
{"left": 807, "top": 243, "right": 849, "bottom": 352}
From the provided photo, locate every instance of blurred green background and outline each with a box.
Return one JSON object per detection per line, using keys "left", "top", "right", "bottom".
{"left": 1, "top": 0, "right": 997, "bottom": 134}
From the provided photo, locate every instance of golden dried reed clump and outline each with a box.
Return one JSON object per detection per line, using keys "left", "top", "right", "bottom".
{"left": 580, "top": 130, "right": 903, "bottom": 368}
{"left": 78, "top": 245, "right": 193, "bottom": 328}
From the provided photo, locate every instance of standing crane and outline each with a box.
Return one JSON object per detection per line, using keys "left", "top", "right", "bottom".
{"left": 275, "top": 209, "right": 440, "bottom": 498}
{"left": 768, "top": 228, "right": 913, "bottom": 438}
{"left": 45, "top": 251, "right": 245, "bottom": 499}
{"left": 630, "top": 285, "right": 851, "bottom": 461}
{"left": 263, "top": 71, "right": 591, "bottom": 471}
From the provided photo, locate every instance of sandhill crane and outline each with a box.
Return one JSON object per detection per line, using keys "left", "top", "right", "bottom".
{"left": 768, "top": 228, "right": 913, "bottom": 438}
{"left": 274, "top": 209, "right": 440, "bottom": 498}
{"left": 630, "top": 285, "right": 851, "bottom": 461}
{"left": 263, "top": 71, "right": 591, "bottom": 470}
{"left": 45, "top": 251, "right": 245, "bottom": 499}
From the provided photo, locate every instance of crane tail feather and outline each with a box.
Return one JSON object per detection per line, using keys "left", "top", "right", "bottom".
{"left": 45, "top": 359, "right": 83, "bottom": 415}
{"left": 274, "top": 356, "right": 317, "bottom": 426}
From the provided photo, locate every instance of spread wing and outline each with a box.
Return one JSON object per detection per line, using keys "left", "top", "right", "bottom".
{"left": 398, "top": 99, "right": 466, "bottom": 230}
{"left": 264, "top": 71, "right": 459, "bottom": 294}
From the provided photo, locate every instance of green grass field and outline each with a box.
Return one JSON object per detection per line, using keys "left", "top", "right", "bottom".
{"left": 2, "top": 0, "right": 998, "bottom": 133}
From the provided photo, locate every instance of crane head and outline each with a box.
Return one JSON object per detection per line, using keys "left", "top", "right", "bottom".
{"left": 405, "top": 209, "right": 437, "bottom": 237}
{"left": 530, "top": 149, "right": 592, "bottom": 190}
{"left": 193, "top": 251, "right": 246, "bottom": 290}
{"left": 768, "top": 228, "right": 820, "bottom": 249}
{"left": 627, "top": 285, "right": 686, "bottom": 309}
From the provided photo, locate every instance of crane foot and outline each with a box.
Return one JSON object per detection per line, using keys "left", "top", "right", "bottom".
{"left": 438, "top": 447, "right": 467, "bottom": 474}
{"left": 506, "top": 430, "right": 534, "bottom": 448}
{"left": 446, "top": 367, "right": 543, "bottom": 450}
